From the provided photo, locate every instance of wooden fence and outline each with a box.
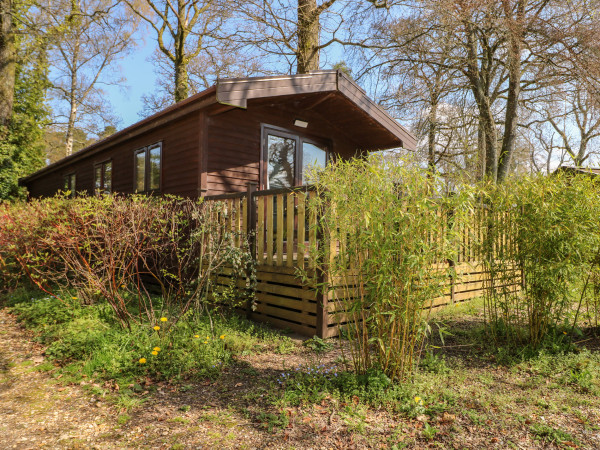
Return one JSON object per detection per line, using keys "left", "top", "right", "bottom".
{"left": 204, "top": 183, "right": 521, "bottom": 338}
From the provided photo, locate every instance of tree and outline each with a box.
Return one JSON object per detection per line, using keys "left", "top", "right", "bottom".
{"left": 126, "top": 0, "right": 232, "bottom": 103}
{"left": 0, "top": 1, "right": 49, "bottom": 199}
{"left": 139, "top": 38, "right": 262, "bottom": 117}
{"left": 523, "top": 83, "right": 600, "bottom": 169}
{"left": 0, "top": 0, "right": 16, "bottom": 130}
{"left": 357, "top": 0, "right": 600, "bottom": 182}
{"left": 43, "top": 0, "right": 135, "bottom": 156}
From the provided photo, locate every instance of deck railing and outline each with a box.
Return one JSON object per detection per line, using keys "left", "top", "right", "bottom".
{"left": 203, "top": 183, "right": 521, "bottom": 337}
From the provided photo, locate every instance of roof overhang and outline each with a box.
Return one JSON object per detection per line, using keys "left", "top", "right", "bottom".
{"left": 216, "top": 70, "right": 416, "bottom": 151}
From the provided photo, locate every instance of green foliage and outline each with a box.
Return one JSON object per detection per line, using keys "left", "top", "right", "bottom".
{"left": 10, "top": 295, "right": 83, "bottom": 328}
{"left": 306, "top": 154, "right": 475, "bottom": 381}
{"left": 529, "top": 423, "right": 577, "bottom": 445}
{"left": 303, "top": 335, "right": 333, "bottom": 353}
{"left": 257, "top": 411, "right": 289, "bottom": 432}
{"left": 419, "top": 351, "right": 451, "bottom": 375}
{"left": 0, "top": 2, "right": 50, "bottom": 200}
{"left": 516, "top": 349, "right": 600, "bottom": 395}
{"left": 0, "top": 195, "right": 254, "bottom": 327}
{"left": 478, "top": 174, "right": 600, "bottom": 347}
{"left": 6, "top": 289, "right": 291, "bottom": 387}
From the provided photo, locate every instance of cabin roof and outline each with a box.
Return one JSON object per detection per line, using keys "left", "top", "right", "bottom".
{"left": 21, "top": 70, "right": 416, "bottom": 184}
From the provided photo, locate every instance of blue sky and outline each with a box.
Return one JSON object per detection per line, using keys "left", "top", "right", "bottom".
{"left": 102, "top": 42, "right": 157, "bottom": 128}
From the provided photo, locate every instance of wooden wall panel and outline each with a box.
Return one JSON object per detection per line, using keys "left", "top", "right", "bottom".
{"left": 205, "top": 96, "right": 361, "bottom": 195}
{"left": 25, "top": 111, "right": 202, "bottom": 199}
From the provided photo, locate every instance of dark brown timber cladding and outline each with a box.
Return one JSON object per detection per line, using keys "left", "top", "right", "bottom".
{"left": 205, "top": 95, "right": 360, "bottom": 195}
{"left": 26, "top": 112, "right": 202, "bottom": 198}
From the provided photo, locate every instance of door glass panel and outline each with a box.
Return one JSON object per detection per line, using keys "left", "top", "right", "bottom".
{"left": 267, "top": 134, "right": 295, "bottom": 189}
{"left": 148, "top": 146, "right": 161, "bottom": 190}
{"left": 302, "top": 142, "right": 327, "bottom": 184}
{"left": 135, "top": 151, "right": 145, "bottom": 192}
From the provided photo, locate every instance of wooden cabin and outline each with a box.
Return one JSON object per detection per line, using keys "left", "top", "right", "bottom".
{"left": 20, "top": 70, "right": 416, "bottom": 198}
{"left": 19, "top": 71, "right": 427, "bottom": 338}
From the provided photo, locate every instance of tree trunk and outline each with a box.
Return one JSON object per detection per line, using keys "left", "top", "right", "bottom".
{"left": 465, "top": 21, "right": 497, "bottom": 182}
{"left": 297, "top": 0, "right": 320, "bottom": 74}
{"left": 428, "top": 101, "right": 438, "bottom": 171}
{"left": 497, "top": 0, "right": 524, "bottom": 182}
{"left": 65, "top": 95, "right": 77, "bottom": 156}
{"left": 173, "top": 0, "right": 188, "bottom": 102}
{"left": 174, "top": 58, "right": 189, "bottom": 102}
{"left": 483, "top": 111, "right": 498, "bottom": 181}
{"left": 497, "top": 52, "right": 520, "bottom": 181}
{"left": 477, "top": 120, "right": 486, "bottom": 180}
{"left": 65, "top": 36, "right": 80, "bottom": 156}
{"left": 0, "top": 0, "right": 15, "bottom": 131}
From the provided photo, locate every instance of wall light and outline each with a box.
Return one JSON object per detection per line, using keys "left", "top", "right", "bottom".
{"left": 294, "top": 119, "right": 308, "bottom": 128}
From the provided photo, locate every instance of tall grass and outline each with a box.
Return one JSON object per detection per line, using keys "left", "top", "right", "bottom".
{"left": 307, "top": 155, "right": 474, "bottom": 381}
{"left": 478, "top": 174, "right": 600, "bottom": 347}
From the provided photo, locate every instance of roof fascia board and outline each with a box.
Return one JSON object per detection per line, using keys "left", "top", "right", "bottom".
{"left": 216, "top": 71, "right": 338, "bottom": 109}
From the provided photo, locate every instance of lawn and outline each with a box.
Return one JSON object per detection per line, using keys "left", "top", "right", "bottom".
{"left": 1, "top": 291, "right": 599, "bottom": 449}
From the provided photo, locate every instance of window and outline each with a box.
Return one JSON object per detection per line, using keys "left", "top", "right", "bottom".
{"left": 134, "top": 142, "right": 162, "bottom": 192}
{"left": 262, "top": 125, "right": 328, "bottom": 189}
{"left": 63, "top": 173, "right": 76, "bottom": 197}
{"left": 301, "top": 142, "right": 327, "bottom": 184}
{"left": 94, "top": 160, "right": 112, "bottom": 195}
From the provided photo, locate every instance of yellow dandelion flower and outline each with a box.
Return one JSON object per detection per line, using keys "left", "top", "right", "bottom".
{"left": 206, "top": 336, "right": 210, "bottom": 340}
{"left": 153, "top": 347, "right": 161, "bottom": 352}
{"left": 153, "top": 325, "right": 160, "bottom": 331}
{"left": 194, "top": 335, "right": 200, "bottom": 339}
{"left": 160, "top": 317, "right": 168, "bottom": 322}
{"left": 220, "top": 335, "right": 225, "bottom": 340}
{"left": 203, "top": 341, "right": 208, "bottom": 344}
{"left": 563, "top": 331, "right": 567, "bottom": 335}
{"left": 139, "top": 358, "right": 147, "bottom": 364}
{"left": 72, "top": 296, "right": 78, "bottom": 300}
{"left": 151, "top": 351, "right": 158, "bottom": 356}
{"left": 414, "top": 396, "right": 423, "bottom": 405}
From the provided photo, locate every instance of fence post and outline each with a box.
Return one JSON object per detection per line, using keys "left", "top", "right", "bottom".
{"left": 246, "top": 182, "right": 258, "bottom": 319}
{"left": 246, "top": 182, "right": 258, "bottom": 258}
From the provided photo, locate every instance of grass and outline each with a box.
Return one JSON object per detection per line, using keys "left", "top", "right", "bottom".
{"left": 3, "top": 286, "right": 600, "bottom": 447}
{"left": 2, "top": 287, "right": 296, "bottom": 409}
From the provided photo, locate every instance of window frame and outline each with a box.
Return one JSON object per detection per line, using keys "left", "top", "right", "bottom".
{"left": 260, "top": 124, "right": 330, "bottom": 190}
{"left": 63, "top": 172, "right": 76, "bottom": 197}
{"left": 133, "top": 141, "right": 162, "bottom": 193}
{"left": 94, "top": 160, "right": 112, "bottom": 195}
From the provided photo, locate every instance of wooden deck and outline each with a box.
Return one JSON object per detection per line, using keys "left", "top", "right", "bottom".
{"left": 204, "top": 185, "right": 522, "bottom": 338}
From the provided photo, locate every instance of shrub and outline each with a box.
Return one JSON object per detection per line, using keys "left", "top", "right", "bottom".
{"left": 0, "top": 195, "right": 253, "bottom": 329}
{"left": 306, "top": 155, "right": 474, "bottom": 381}
{"left": 478, "top": 174, "right": 600, "bottom": 347}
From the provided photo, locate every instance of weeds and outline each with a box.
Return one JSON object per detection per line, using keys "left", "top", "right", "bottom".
{"left": 4, "top": 288, "right": 293, "bottom": 404}
{"left": 530, "top": 423, "right": 577, "bottom": 446}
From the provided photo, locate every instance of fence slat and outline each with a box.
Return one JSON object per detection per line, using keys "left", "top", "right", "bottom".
{"left": 297, "top": 193, "right": 306, "bottom": 270}
{"left": 277, "top": 194, "right": 284, "bottom": 266}
{"left": 308, "top": 191, "right": 317, "bottom": 269}
{"left": 242, "top": 197, "right": 248, "bottom": 235}
{"left": 267, "top": 195, "right": 274, "bottom": 265}
{"left": 257, "top": 196, "right": 265, "bottom": 264}
{"left": 287, "top": 193, "right": 295, "bottom": 267}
